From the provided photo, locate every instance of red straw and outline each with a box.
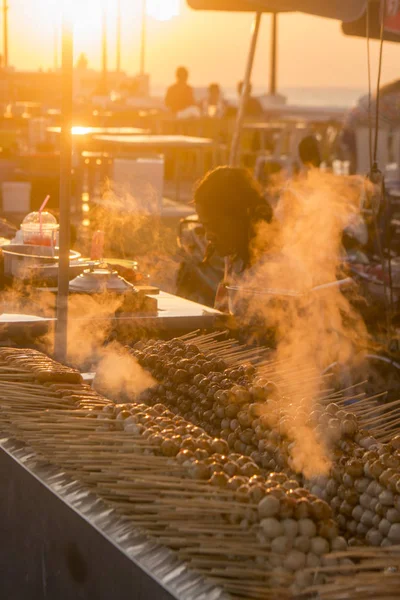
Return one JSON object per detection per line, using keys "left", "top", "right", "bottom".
{"left": 38, "top": 195, "right": 50, "bottom": 237}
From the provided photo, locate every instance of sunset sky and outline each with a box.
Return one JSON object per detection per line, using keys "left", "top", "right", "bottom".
{"left": 5, "top": 0, "right": 400, "bottom": 90}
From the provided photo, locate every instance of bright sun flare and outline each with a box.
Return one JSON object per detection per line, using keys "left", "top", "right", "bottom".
{"left": 146, "top": 0, "right": 180, "bottom": 22}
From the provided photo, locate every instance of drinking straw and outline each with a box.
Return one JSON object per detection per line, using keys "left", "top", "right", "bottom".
{"left": 38, "top": 195, "right": 50, "bottom": 237}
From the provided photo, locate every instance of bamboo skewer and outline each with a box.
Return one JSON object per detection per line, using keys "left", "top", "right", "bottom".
{"left": 2, "top": 339, "right": 400, "bottom": 600}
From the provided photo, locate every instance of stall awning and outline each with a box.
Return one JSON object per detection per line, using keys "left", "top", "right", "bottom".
{"left": 187, "top": 0, "right": 367, "bottom": 22}
{"left": 342, "top": 0, "right": 400, "bottom": 42}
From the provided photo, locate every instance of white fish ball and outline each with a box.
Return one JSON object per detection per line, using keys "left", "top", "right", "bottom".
{"left": 271, "top": 536, "right": 292, "bottom": 555}
{"left": 388, "top": 523, "right": 400, "bottom": 543}
{"left": 379, "top": 490, "right": 395, "bottom": 506}
{"left": 357, "top": 522, "right": 369, "bottom": 536}
{"left": 360, "top": 510, "right": 374, "bottom": 527}
{"left": 354, "top": 478, "right": 370, "bottom": 494}
{"left": 386, "top": 508, "right": 400, "bottom": 523}
{"left": 294, "top": 570, "right": 313, "bottom": 588}
{"left": 381, "top": 537, "right": 392, "bottom": 547}
{"left": 360, "top": 493, "right": 372, "bottom": 509}
{"left": 321, "top": 555, "right": 338, "bottom": 567}
{"left": 367, "top": 481, "right": 378, "bottom": 496}
{"left": 330, "top": 536, "right": 347, "bottom": 551}
{"left": 352, "top": 505, "right": 363, "bottom": 522}
{"left": 366, "top": 528, "right": 383, "bottom": 546}
{"left": 281, "top": 518, "right": 298, "bottom": 539}
{"left": 283, "top": 549, "right": 306, "bottom": 571}
{"left": 306, "top": 552, "right": 320, "bottom": 568}
{"left": 310, "top": 485, "right": 323, "bottom": 498}
{"left": 310, "top": 536, "right": 330, "bottom": 556}
{"left": 378, "top": 518, "right": 391, "bottom": 536}
{"left": 298, "top": 518, "right": 317, "bottom": 538}
{"left": 326, "top": 479, "right": 338, "bottom": 497}
{"left": 294, "top": 535, "right": 311, "bottom": 553}
{"left": 372, "top": 514, "right": 381, "bottom": 529}
{"left": 370, "top": 498, "right": 379, "bottom": 512}
{"left": 260, "top": 517, "right": 283, "bottom": 539}
{"left": 360, "top": 436, "right": 375, "bottom": 449}
{"left": 124, "top": 422, "right": 142, "bottom": 434}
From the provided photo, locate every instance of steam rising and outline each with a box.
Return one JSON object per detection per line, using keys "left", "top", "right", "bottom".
{"left": 91, "top": 180, "right": 180, "bottom": 292}
{"left": 63, "top": 293, "right": 122, "bottom": 367}
{"left": 240, "top": 171, "right": 369, "bottom": 478}
{"left": 94, "top": 341, "right": 155, "bottom": 399}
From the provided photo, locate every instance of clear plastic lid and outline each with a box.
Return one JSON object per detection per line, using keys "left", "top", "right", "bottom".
{"left": 22, "top": 212, "right": 57, "bottom": 225}
{"left": 22, "top": 211, "right": 58, "bottom": 226}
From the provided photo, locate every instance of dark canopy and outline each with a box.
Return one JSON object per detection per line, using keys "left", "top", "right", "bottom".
{"left": 342, "top": 0, "right": 400, "bottom": 43}
{"left": 187, "top": 0, "right": 367, "bottom": 22}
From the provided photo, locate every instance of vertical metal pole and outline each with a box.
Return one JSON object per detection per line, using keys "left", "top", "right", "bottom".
{"left": 229, "top": 12, "right": 262, "bottom": 166}
{"left": 54, "top": 23, "right": 59, "bottom": 71}
{"left": 54, "top": 16, "right": 73, "bottom": 363}
{"left": 116, "top": 0, "right": 121, "bottom": 72}
{"left": 3, "top": 0, "right": 8, "bottom": 68}
{"left": 102, "top": 3, "right": 107, "bottom": 90}
{"left": 140, "top": 0, "right": 146, "bottom": 75}
{"left": 269, "top": 12, "right": 277, "bottom": 95}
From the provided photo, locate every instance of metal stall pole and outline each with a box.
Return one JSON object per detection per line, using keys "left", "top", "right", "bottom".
{"left": 229, "top": 12, "right": 262, "bottom": 166}
{"left": 140, "top": 0, "right": 147, "bottom": 75}
{"left": 102, "top": 2, "right": 108, "bottom": 91}
{"left": 54, "top": 23, "right": 59, "bottom": 71}
{"left": 116, "top": 0, "right": 121, "bottom": 72}
{"left": 54, "top": 15, "right": 73, "bottom": 363}
{"left": 2, "top": 0, "right": 8, "bottom": 68}
{"left": 269, "top": 12, "right": 278, "bottom": 96}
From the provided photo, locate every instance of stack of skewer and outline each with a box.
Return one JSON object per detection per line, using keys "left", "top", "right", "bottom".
{"left": 1, "top": 337, "right": 400, "bottom": 598}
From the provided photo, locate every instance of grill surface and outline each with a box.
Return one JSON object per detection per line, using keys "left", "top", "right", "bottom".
{"left": 0, "top": 439, "right": 227, "bottom": 600}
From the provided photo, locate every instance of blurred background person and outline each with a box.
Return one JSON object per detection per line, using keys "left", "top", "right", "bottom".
{"left": 165, "top": 66, "right": 195, "bottom": 114}
{"left": 200, "top": 83, "right": 228, "bottom": 118}
{"left": 236, "top": 81, "right": 264, "bottom": 118}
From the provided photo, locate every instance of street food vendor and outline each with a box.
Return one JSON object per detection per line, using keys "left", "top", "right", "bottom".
{"left": 194, "top": 166, "right": 275, "bottom": 312}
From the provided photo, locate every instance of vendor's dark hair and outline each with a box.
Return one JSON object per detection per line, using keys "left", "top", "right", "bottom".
{"left": 194, "top": 166, "right": 273, "bottom": 265}
{"left": 298, "top": 135, "right": 321, "bottom": 168}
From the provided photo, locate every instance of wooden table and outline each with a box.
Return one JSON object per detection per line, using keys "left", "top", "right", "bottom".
{"left": 95, "top": 134, "right": 215, "bottom": 149}
{"left": 47, "top": 126, "right": 149, "bottom": 136}
{"left": 27, "top": 288, "right": 222, "bottom": 339}
{"left": 78, "top": 290, "right": 222, "bottom": 337}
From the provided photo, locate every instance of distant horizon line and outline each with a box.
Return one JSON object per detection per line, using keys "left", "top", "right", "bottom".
{"left": 1, "top": 69, "right": 366, "bottom": 91}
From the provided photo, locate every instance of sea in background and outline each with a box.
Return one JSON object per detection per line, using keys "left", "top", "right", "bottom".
{"left": 152, "top": 85, "right": 366, "bottom": 109}
{"left": 271, "top": 87, "right": 365, "bottom": 108}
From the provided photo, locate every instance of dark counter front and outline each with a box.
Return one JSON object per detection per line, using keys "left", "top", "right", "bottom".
{"left": 0, "top": 442, "right": 222, "bottom": 600}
